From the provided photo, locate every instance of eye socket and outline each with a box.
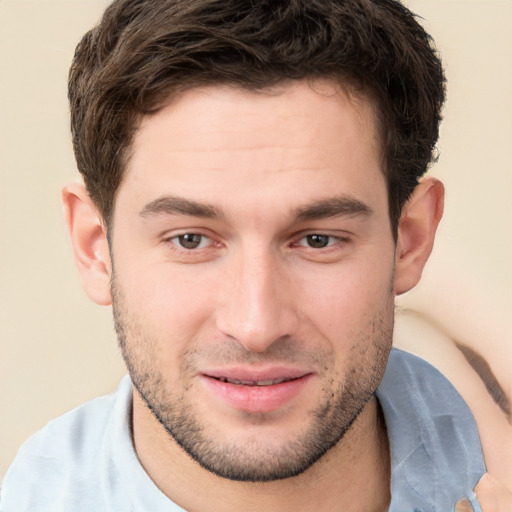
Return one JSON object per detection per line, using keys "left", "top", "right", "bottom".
{"left": 298, "top": 234, "right": 339, "bottom": 249}
{"left": 171, "top": 233, "right": 211, "bottom": 250}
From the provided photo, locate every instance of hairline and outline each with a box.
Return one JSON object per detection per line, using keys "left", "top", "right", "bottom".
{"left": 103, "top": 76, "right": 395, "bottom": 239}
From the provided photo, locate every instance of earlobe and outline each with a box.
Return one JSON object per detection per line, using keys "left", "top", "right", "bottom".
{"left": 62, "top": 183, "right": 112, "bottom": 306}
{"left": 393, "top": 177, "right": 444, "bottom": 295}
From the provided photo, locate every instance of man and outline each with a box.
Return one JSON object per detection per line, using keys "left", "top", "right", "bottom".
{"left": 1, "top": 0, "right": 510, "bottom": 511}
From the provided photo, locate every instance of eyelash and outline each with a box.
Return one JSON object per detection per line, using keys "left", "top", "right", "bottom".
{"left": 166, "top": 233, "right": 215, "bottom": 251}
{"left": 293, "top": 233, "right": 348, "bottom": 250}
{"left": 164, "top": 232, "right": 349, "bottom": 253}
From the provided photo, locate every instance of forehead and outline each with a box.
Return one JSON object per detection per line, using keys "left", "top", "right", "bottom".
{"left": 119, "top": 79, "right": 386, "bottom": 221}
{"left": 133, "top": 79, "right": 380, "bottom": 163}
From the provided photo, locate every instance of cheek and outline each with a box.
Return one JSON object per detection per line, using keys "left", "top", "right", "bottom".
{"left": 116, "top": 262, "right": 219, "bottom": 353}
{"left": 296, "top": 254, "right": 395, "bottom": 340}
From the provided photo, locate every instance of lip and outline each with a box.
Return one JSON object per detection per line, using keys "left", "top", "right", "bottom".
{"left": 200, "top": 367, "right": 314, "bottom": 413}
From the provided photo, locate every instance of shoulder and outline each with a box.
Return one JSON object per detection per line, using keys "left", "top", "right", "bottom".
{"left": 1, "top": 377, "right": 132, "bottom": 512}
{"left": 378, "top": 347, "right": 485, "bottom": 434}
{"left": 378, "top": 348, "right": 487, "bottom": 511}
{"left": 393, "top": 312, "right": 512, "bottom": 492}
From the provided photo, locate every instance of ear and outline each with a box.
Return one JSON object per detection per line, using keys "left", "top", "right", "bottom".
{"left": 393, "top": 177, "right": 444, "bottom": 295}
{"left": 61, "top": 182, "right": 112, "bottom": 306}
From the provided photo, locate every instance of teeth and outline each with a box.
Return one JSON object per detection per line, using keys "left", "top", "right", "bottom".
{"left": 217, "top": 377, "right": 289, "bottom": 386}
{"left": 257, "top": 380, "right": 278, "bottom": 386}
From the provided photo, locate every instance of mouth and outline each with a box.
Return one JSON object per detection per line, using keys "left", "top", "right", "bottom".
{"left": 211, "top": 376, "right": 301, "bottom": 387}
{"left": 200, "top": 369, "right": 314, "bottom": 413}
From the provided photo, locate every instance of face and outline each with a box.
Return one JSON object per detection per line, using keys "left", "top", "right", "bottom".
{"left": 110, "top": 80, "right": 396, "bottom": 481}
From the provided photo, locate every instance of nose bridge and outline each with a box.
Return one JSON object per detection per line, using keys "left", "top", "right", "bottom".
{"left": 216, "top": 242, "right": 297, "bottom": 352}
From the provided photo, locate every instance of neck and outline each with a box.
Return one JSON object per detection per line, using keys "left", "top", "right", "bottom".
{"left": 133, "top": 393, "right": 391, "bottom": 512}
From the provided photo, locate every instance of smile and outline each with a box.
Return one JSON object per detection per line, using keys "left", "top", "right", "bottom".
{"left": 200, "top": 371, "right": 314, "bottom": 413}
{"left": 213, "top": 377, "right": 297, "bottom": 387}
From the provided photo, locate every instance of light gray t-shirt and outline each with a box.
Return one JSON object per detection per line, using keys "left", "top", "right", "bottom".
{"left": 0, "top": 349, "right": 486, "bottom": 512}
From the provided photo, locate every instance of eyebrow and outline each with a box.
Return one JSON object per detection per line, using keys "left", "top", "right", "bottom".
{"left": 139, "top": 194, "right": 373, "bottom": 222}
{"left": 294, "top": 195, "right": 373, "bottom": 221}
{"left": 139, "top": 196, "right": 223, "bottom": 219}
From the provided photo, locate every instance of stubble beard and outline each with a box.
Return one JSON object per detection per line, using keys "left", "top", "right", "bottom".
{"left": 111, "top": 279, "right": 393, "bottom": 483}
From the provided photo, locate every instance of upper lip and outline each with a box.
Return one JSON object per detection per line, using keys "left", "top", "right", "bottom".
{"left": 201, "top": 367, "right": 313, "bottom": 383}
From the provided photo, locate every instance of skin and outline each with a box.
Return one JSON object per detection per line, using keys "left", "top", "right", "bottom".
{"left": 63, "top": 80, "right": 449, "bottom": 511}
{"left": 395, "top": 311, "right": 512, "bottom": 492}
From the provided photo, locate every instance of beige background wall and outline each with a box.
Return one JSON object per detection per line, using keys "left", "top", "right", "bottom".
{"left": 1, "top": 0, "right": 511, "bottom": 479}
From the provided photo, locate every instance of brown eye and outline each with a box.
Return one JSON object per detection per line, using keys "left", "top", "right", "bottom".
{"left": 305, "top": 234, "right": 331, "bottom": 248}
{"left": 176, "top": 233, "right": 205, "bottom": 249}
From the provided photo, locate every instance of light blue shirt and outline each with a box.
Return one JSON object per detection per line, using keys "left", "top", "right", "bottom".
{"left": 1, "top": 349, "right": 486, "bottom": 511}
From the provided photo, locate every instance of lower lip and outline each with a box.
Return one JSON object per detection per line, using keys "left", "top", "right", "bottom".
{"left": 201, "top": 374, "right": 314, "bottom": 413}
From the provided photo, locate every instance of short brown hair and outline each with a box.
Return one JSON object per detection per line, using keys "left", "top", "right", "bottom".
{"left": 69, "top": 0, "right": 445, "bottom": 235}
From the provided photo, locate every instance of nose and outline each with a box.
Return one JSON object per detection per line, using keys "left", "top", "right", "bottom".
{"left": 215, "top": 247, "right": 299, "bottom": 353}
